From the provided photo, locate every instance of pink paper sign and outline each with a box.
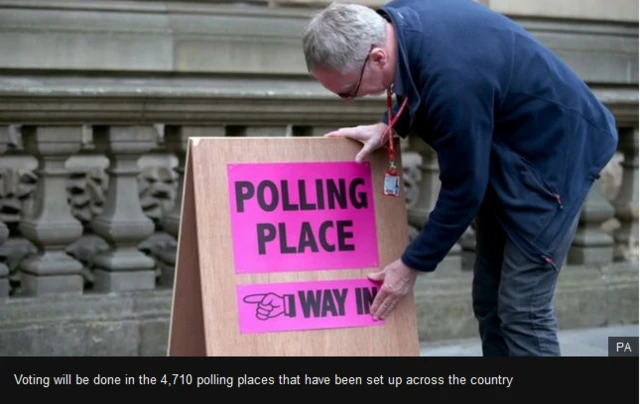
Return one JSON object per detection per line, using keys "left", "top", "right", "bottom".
{"left": 227, "top": 162, "right": 379, "bottom": 274}
{"left": 236, "top": 278, "right": 384, "bottom": 334}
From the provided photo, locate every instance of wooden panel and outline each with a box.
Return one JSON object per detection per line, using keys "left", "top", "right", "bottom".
{"left": 167, "top": 145, "right": 206, "bottom": 356}
{"left": 169, "top": 136, "right": 420, "bottom": 356}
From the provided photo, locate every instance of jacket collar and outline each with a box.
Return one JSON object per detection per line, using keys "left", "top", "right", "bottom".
{"left": 377, "top": 6, "right": 421, "bottom": 127}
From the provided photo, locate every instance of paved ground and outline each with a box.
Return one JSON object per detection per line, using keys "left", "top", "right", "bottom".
{"left": 420, "top": 324, "right": 639, "bottom": 356}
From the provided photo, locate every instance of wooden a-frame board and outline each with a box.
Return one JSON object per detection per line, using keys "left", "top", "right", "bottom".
{"left": 168, "top": 136, "right": 420, "bottom": 356}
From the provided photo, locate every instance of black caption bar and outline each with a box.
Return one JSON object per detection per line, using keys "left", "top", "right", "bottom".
{"left": 2, "top": 357, "right": 638, "bottom": 400}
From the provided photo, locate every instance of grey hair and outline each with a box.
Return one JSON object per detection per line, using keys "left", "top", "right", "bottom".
{"left": 302, "top": 2, "right": 387, "bottom": 74}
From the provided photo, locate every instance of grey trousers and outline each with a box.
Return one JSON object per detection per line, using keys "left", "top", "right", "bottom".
{"left": 471, "top": 209, "right": 581, "bottom": 356}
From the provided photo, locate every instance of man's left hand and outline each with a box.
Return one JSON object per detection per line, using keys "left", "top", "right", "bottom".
{"left": 368, "top": 258, "right": 419, "bottom": 320}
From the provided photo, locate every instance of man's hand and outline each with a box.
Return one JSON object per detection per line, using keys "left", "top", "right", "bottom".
{"left": 325, "top": 123, "right": 388, "bottom": 163}
{"left": 368, "top": 258, "right": 419, "bottom": 320}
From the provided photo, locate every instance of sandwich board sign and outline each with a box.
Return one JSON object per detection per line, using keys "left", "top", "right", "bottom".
{"left": 167, "top": 136, "right": 420, "bottom": 356}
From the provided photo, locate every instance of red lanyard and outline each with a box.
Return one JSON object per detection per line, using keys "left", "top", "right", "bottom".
{"left": 381, "top": 87, "right": 408, "bottom": 173}
{"left": 380, "top": 87, "right": 408, "bottom": 197}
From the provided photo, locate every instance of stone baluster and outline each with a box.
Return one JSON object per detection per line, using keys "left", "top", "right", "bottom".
{"left": 612, "top": 127, "right": 639, "bottom": 263}
{"left": 158, "top": 125, "right": 193, "bottom": 286}
{"left": 90, "top": 126, "right": 157, "bottom": 292}
{"left": 65, "top": 125, "right": 111, "bottom": 288}
{"left": 406, "top": 136, "right": 462, "bottom": 270}
{"left": 568, "top": 181, "right": 615, "bottom": 266}
{"left": 227, "top": 126, "right": 288, "bottom": 137}
{"left": 310, "top": 127, "right": 340, "bottom": 137}
{"left": 0, "top": 126, "right": 11, "bottom": 297}
{"left": 18, "top": 126, "right": 84, "bottom": 296}
{"left": 459, "top": 225, "right": 477, "bottom": 271}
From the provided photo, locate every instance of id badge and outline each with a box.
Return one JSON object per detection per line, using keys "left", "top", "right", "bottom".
{"left": 383, "top": 171, "right": 400, "bottom": 197}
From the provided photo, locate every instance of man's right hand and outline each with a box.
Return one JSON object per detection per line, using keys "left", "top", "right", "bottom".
{"left": 325, "top": 122, "right": 388, "bottom": 163}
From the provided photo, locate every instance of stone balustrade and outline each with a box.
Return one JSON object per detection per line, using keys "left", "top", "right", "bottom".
{"left": 1, "top": 83, "right": 634, "bottom": 356}
{"left": 0, "top": 112, "right": 636, "bottom": 349}
{"left": 0, "top": 114, "right": 637, "bottom": 298}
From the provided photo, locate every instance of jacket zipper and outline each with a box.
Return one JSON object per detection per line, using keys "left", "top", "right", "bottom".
{"left": 541, "top": 255, "right": 558, "bottom": 270}
{"left": 524, "top": 161, "right": 564, "bottom": 210}
{"left": 553, "top": 193, "right": 563, "bottom": 209}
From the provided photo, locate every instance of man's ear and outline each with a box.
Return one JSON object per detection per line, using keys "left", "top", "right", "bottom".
{"left": 370, "top": 48, "right": 387, "bottom": 69}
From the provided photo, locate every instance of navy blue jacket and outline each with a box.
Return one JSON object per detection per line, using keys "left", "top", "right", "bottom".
{"left": 377, "top": 0, "right": 619, "bottom": 271}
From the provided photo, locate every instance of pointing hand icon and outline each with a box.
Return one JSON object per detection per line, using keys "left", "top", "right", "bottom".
{"left": 243, "top": 292, "right": 296, "bottom": 320}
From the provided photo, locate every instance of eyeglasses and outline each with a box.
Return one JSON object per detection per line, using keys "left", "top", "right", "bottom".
{"left": 338, "top": 45, "right": 374, "bottom": 99}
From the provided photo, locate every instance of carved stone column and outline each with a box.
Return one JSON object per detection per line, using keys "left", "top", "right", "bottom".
{"left": 18, "top": 126, "right": 84, "bottom": 296}
{"left": 0, "top": 126, "right": 10, "bottom": 297}
{"left": 158, "top": 125, "right": 190, "bottom": 286}
{"left": 90, "top": 126, "right": 157, "bottom": 292}
{"left": 568, "top": 183, "right": 615, "bottom": 266}
{"left": 612, "top": 127, "right": 639, "bottom": 263}
{"left": 309, "top": 127, "right": 340, "bottom": 137}
{"left": 65, "top": 125, "right": 111, "bottom": 288}
{"left": 459, "top": 226, "right": 477, "bottom": 271}
{"left": 406, "top": 136, "right": 462, "bottom": 271}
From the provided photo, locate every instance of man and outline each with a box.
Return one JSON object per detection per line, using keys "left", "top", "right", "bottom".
{"left": 302, "top": 0, "right": 618, "bottom": 356}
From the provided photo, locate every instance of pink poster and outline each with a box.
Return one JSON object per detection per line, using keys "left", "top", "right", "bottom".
{"left": 236, "top": 278, "right": 384, "bottom": 334}
{"left": 227, "top": 162, "right": 379, "bottom": 274}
